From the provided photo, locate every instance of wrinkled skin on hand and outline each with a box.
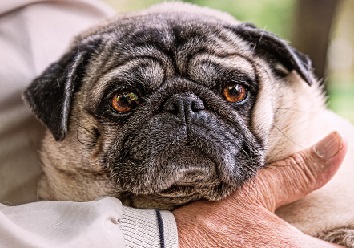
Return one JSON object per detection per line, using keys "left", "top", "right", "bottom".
{"left": 174, "top": 132, "right": 347, "bottom": 248}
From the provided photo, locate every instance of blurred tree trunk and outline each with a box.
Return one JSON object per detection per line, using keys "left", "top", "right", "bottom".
{"left": 292, "top": 0, "right": 341, "bottom": 87}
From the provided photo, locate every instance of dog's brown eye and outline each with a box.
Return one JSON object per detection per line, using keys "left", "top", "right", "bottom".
{"left": 111, "top": 91, "right": 140, "bottom": 113}
{"left": 223, "top": 84, "right": 247, "bottom": 103}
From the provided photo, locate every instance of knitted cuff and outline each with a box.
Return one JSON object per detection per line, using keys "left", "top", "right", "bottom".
{"left": 121, "top": 206, "right": 178, "bottom": 248}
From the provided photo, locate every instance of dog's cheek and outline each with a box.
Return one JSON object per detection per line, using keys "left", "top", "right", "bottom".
{"left": 39, "top": 91, "right": 119, "bottom": 201}
{"left": 38, "top": 130, "right": 117, "bottom": 201}
{"left": 250, "top": 62, "right": 276, "bottom": 149}
{"left": 69, "top": 93, "right": 102, "bottom": 159}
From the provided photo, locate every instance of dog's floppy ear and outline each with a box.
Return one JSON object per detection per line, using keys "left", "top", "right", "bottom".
{"left": 231, "top": 23, "right": 314, "bottom": 86}
{"left": 23, "top": 37, "right": 101, "bottom": 141}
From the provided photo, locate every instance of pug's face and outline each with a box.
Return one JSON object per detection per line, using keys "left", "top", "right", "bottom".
{"left": 24, "top": 3, "right": 313, "bottom": 209}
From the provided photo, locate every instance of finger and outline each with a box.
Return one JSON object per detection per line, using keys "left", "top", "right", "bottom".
{"left": 311, "top": 132, "right": 348, "bottom": 190}
{"left": 249, "top": 131, "right": 347, "bottom": 211}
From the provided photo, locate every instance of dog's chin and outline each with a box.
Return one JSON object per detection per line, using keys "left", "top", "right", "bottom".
{"left": 112, "top": 133, "right": 263, "bottom": 209}
{"left": 116, "top": 146, "right": 238, "bottom": 209}
{"left": 124, "top": 183, "right": 235, "bottom": 210}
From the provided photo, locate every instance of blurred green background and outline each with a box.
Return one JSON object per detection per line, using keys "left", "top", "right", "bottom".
{"left": 103, "top": 0, "right": 354, "bottom": 122}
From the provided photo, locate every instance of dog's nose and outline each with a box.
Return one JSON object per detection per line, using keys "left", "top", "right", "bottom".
{"left": 163, "top": 93, "right": 204, "bottom": 122}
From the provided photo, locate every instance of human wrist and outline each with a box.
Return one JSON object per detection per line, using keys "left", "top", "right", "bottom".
{"left": 174, "top": 201, "right": 306, "bottom": 248}
{"left": 174, "top": 201, "right": 252, "bottom": 248}
{"left": 174, "top": 202, "right": 214, "bottom": 248}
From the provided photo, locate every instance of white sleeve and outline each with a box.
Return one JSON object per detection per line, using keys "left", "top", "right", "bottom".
{"left": 0, "top": 198, "right": 179, "bottom": 248}
{"left": 0, "top": 198, "right": 126, "bottom": 247}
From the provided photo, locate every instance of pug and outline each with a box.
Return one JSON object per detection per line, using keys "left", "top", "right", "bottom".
{"left": 23, "top": 2, "right": 354, "bottom": 247}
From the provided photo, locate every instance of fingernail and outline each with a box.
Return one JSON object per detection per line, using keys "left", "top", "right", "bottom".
{"left": 314, "top": 132, "right": 343, "bottom": 159}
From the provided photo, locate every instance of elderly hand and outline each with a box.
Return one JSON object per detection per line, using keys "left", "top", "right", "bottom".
{"left": 174, "top": 132, "right": 347, "bottom": 248}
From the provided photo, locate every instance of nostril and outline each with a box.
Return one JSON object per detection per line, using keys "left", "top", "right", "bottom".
{"left": 162, "top": 93, "right": 204, "bottom": 117}
{"left": 191, "top": 100, "right": 204, "bottom": 112}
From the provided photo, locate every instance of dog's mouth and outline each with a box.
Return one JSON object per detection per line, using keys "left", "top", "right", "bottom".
{"left": 125, "top": 181, "right": 236, "bottom": 210}
{"left": 116, "top": 144, "right": 247, "bottom": 209}
{"left": 108, "top": 116, "right": 264, "bottom": 208}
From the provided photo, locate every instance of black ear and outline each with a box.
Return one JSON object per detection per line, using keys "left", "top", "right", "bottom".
{"left": 231, "top": 23, "right": 314, "bottom": 86}
{"left": 23, "top": 37, "right": 101, "bottom": 141}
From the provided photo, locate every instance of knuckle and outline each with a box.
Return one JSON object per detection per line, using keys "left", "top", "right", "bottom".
{"left": 289, "top": 152, "right": 307, "bottom": 168}
{"left": 287, "top": 152, "right": 317, "bottom": 188}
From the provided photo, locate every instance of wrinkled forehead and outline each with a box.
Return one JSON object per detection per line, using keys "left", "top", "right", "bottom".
{"left": 86, "top": 12, "right": 256, "bottom": 95}
{"left": 97, "top": 13, "right": 253, "bottom": 52}
{"left": 111, "top": 12, "right": 252, "bottom": 53}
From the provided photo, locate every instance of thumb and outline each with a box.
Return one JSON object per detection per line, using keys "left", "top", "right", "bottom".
{"left": 249, "top": 131, "right": 347, "bottom": 212}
